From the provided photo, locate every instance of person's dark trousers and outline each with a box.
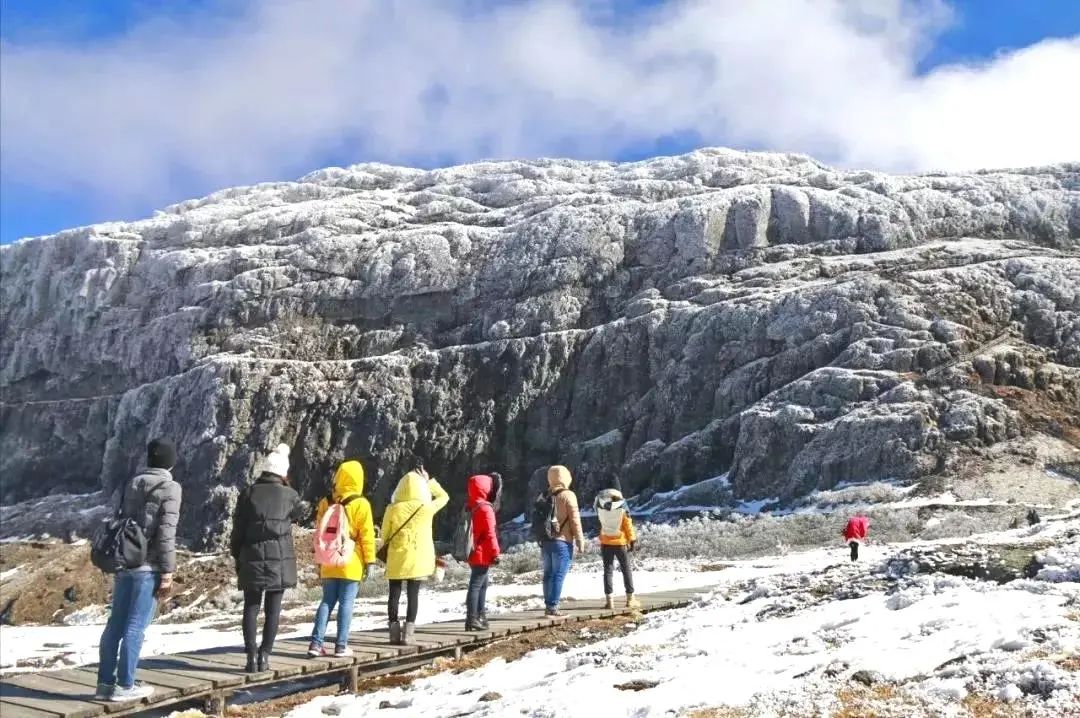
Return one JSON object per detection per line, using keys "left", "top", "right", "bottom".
{"left": 466, "top": 566, "right": 490, "bottom": 620}
{"left": 849, "top": 541, "right": 859, "bottom": 561}
{"left": 243, "top": 590, "right": 284, "bottom": 655}
{"left": 388, "top": 579, "right": 420, "bottom": 623}
{"left": 601, "top": 545, "right": 635, "bottom": 595}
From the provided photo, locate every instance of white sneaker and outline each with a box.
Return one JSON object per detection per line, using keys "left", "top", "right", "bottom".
{"left": 110, "top": 684, "right": 154, "bottom": 702}
{"left": 333, "top": 647, "right": 353, "bottom": 658}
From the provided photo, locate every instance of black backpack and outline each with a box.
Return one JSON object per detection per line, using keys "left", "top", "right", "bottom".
{"left": 531, "top": 490, "right": 564, "bottom": 544}
{"left": 91, "top": 483, "right": 148, "bottom": 574}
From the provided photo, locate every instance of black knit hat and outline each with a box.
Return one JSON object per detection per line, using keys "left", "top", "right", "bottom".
{"left": 605, "top": 475, "right": 623, "bottom": 492}
{"left": 147, "top": 438, "right": 177, "bottom": 470}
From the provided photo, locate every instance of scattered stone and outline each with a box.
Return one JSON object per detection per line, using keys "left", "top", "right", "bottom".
{"left": 615, "top": 679, "right": 661, "bottom": 691}
{"left": 478, "top": 692, "right": 502, "bottom": 702}
{"left": 850, "top": 670, "right": 886, "bottom": 686}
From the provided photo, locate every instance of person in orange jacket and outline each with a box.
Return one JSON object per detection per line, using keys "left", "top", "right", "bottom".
{"left": 594, "top": 476, "right": 639, "bottom": 609}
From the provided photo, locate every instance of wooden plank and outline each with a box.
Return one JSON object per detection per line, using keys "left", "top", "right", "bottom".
{"left": 34, "top": 670, "right": 181, "bottom": 713}
{"left": 49, "top": 667, "right": 182, "bottom": 697}
{"left": 0, "top": 681, "right": 104, "bottom": 718}
{"left": 427, "top": 621, "right": 517, "bottom": 638}
{"left": 405, "top": 628, "right": 480, "bottom": 646}
{"left": 270, "top": 642, "right": 358, "bottom": 671}
{"left": 345, "top": 637, "right": 421, "bottom": 657}
{"left": 0, "top": 698, "right": 60, "bottom": 718}
{"left": 3, "top": 673, "right": 123, "bottom": 714}
{"left": 179, "top": 649, "right": 296, "bottom": 681}
{"left": 138, "top": 656, "right": 245, "bottom": 689}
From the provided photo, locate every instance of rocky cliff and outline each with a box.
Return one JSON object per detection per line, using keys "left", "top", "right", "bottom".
{"left": 2, "top": 149, "right": 1078, "bottom": 547}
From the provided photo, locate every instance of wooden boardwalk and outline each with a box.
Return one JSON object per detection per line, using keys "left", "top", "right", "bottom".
{"left": 0, "top": 587, "right": 708, "bottom": 717}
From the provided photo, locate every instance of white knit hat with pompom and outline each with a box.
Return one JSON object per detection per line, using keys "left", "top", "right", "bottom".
{"left": 263, "top": 443, "right": 291, "bottom": 477}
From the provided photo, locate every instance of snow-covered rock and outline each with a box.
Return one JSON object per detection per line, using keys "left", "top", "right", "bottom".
{"left": 1, "top": 149, "right": 1078, "bottom": 545}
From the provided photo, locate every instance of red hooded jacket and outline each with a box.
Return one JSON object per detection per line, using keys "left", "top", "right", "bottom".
{"left": 467, "top": 475, "right": 500, "bottom": 567}
{"left": 843, "top": 516, "right": 869, "bottom": 543}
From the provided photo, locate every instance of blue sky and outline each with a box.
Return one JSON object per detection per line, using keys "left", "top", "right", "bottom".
{"left": 2, "top": 0, "right": 1079, "bottom": 244}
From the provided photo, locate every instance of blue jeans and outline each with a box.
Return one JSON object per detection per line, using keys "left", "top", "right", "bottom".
{"left": 542, "top": 541, "right": 574, "bottom": 609}
{"left": 97, "top": 571, "right": 158, "bottom": 689}
{"left": 311, "top": 579, "right": 360, "bottom": 650}
{"left": 466, "top": 566, "right": 489, "bottom": 619}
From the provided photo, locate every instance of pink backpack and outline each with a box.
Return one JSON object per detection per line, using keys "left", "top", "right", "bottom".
{"left": 314, "top": 496, "right": 359, "bottom": 567}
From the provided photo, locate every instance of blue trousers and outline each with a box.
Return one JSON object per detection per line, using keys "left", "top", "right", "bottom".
{"left": 542, "top": 540, "right": 574, "bottom": 609}
{"left": 97, "top": 571, "right": 158, "bottom": 689}
{"left": 311, "top": 579, "right": 360, "bottom": 650}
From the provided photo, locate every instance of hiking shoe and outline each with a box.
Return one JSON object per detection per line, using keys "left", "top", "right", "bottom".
{"left": 333, "top": 646, "right": 353, "bottom": 658}
{"left": 307, "top": 642, "right": 322, "bottom": 658}
{"left": 626, "top": 594, "right": 641, "bottom": 609}
{"left": 110, "top": 684, "right": 154, "bottom": 702}
{"left": 604, "top": 595, "right": 614, "bottom": 610}
{"left": 389, "top": 620, "right": 402, "bottom": 645}
{"left": 94, "top": 684, "right": 114, "bottom": 700}
{"left": 545, "top": 607, "right": 563, "bottom": 617}
{"left": 465, "top": 617, "right": 483, "bottom": 631}
{"left": 478, "top": 612, "right": 489, "bottom": 629}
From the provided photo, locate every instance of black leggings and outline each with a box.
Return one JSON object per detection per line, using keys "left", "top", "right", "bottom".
{"left": 387, "top": 579, "right": 420, "bottom": 623}
{"left": 849, "top": 541, "right": 859, "bottom": 561}
{"left": 601, "top": 545, "right": 635, "bottom": 595}
{"left": 243, "top": 590, "right": 284, "bottom": 654}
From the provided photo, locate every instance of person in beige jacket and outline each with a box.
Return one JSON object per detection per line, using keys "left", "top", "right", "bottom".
{"left": 536, "top": 465, "right": 585, "bottom": 616}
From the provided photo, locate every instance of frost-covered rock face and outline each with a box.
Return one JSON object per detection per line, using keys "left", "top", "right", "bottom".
{"left": 2, "top": 149, "right": 1079, "bottom": 546}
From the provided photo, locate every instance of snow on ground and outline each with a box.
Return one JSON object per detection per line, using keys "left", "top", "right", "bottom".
{"left": 285, "top": 523, "right": 1080, "bottom": 718}
{"left": 0, "top": 564, "right": 723, "bottom": 672}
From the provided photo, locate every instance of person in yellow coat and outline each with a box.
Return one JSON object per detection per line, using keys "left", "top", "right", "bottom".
{"left": 380, "top": 466, "right": 449, "bottom": 645}
{"left": 307, "top": 461, "right": 376, "bottom": 658}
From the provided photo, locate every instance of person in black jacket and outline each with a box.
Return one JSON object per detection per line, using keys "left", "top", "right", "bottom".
{"left": 230, "top": 444, "right": 307, "bottom": 672}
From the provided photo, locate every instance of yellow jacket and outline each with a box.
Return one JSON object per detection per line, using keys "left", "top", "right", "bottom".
{"left": 314, "top": 461, "right": 376, "bottom": 582}
{"left": 380, "top": 472, "right": 449, "bottom": 581}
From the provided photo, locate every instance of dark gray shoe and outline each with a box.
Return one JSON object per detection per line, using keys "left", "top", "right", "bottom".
{"left": 389, "top": 621, "right": 402, "bottom": 645}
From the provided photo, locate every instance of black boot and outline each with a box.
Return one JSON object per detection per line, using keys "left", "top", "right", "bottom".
{"left": 245, "top": 650, "right": 258, "bottom": 673}
{"left": 478, "top": 611, "right": 489, "bottom": 629}
{"left": 257, "top": 650, "right": 270, "bottom": 672}
{"left": 465, "top": 615, "right": 482, "bottom": 631}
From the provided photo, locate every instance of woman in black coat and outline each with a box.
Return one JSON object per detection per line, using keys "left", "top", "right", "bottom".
{"left": 230, "top": 444, "right": 307, "bottom": 672}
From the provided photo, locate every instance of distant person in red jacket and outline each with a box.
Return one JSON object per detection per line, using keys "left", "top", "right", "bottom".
{"left": 465, "top": 473, "right": 502, "bottom": 630}
{"left": 843, "top": 516, "right": 869, "bottom": 561}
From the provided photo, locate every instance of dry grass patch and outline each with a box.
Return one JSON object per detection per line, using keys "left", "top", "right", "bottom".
{"left": 960, "top": 693, "right": 1029, "bottom": 717}
{"left": 685, "top": 707, "right": 752, "bottom": 718}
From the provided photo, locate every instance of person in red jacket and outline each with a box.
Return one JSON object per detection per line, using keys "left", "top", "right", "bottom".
{"left": 843, "top": 515, "right": 869, "bottom": 561}
{"left": 465, "top": 473, "right": 501, "bottom": 630}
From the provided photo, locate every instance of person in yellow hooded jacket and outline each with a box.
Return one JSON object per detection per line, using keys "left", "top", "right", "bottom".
{"left": 307, "top": 461, "right": 375, "bottom": 658}
{"left": 380, "top": 467, "right": 449, "bottom": 645}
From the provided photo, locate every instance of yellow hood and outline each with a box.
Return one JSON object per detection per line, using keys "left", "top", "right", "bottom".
{"left": 547, "top": 465, "right": 572, "bottom": 492}
{"left": 391, "top": 471, "right": 432, "bottom": 503}
{"left": 333, "top": 461, "right": 365, "bottom": 499}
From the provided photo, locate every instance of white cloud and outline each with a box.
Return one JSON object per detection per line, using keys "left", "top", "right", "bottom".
{"left": 1, "top": 0, "right": 1078, "bottom": 206}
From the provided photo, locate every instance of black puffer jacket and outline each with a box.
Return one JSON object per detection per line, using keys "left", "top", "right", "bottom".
{"left": 230, "top": 473, "right": 306, "bottom": 592}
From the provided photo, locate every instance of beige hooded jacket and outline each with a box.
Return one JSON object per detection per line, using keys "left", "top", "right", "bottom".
{"left": 547, "top": 465, "right": 585, "bottom": 550}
